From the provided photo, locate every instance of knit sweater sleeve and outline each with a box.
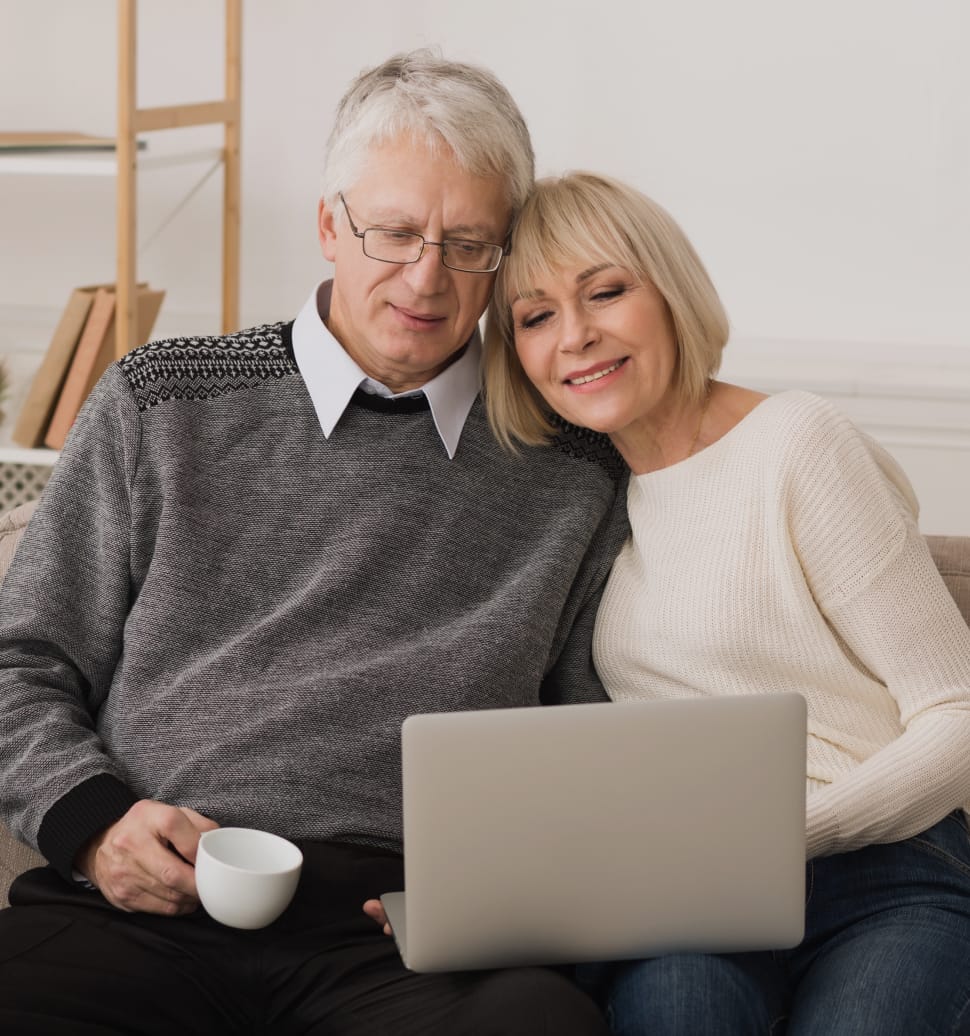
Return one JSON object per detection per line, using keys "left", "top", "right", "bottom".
{"left": 541, "top": 472, "right": 630, "bottom": 705}
{"left": 784, "top": 399, "right": 970, "bottom": 857}
{"left": 0, "top": 365, "right": 141, "bottom": 878}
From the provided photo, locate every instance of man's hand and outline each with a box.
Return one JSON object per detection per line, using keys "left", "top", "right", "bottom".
{"left": 362, "top": 898, "right": 394, "bottom": 935}
{"left": 76, "top": 799, "right": 219, "bottom": 915}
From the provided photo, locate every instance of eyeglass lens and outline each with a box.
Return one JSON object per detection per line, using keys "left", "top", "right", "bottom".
{"left": 363, "top": 229, "right": 501, "bottom": 272}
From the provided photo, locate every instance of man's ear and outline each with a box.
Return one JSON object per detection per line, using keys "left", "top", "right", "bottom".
{"left": 318, "top": 198, "right": 338, "bottom": 262}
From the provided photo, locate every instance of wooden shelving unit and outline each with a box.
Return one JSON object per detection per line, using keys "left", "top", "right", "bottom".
{"left": 0, "top": 0, "right": 242, "bottom": 474}
{"left": 116, "top": 0, "right": 241, "bottom": 358}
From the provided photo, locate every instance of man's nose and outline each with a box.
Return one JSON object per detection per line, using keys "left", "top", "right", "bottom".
{"left": 401, "top": 241, "right": 450, "bottom": 293}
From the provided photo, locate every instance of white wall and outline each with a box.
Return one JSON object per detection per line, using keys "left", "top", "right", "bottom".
{"left": 1, "top": 0, "right": 968, "bottom": 529}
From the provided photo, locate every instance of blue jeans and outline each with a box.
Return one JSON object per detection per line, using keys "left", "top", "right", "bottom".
{"left": 577, "top": 811, "right": 970, "bottom": 1035}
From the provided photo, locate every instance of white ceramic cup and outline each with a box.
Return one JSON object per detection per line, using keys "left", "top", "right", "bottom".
{"left": 195, "top": 827, "right": 303, "bottom": 930}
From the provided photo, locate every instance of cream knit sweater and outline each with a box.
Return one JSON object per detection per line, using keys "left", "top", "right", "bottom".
{"left": 593, "top": 390, "right": 970, "bottom": 859}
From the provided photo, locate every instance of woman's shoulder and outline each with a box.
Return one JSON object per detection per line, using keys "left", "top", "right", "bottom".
{"left": 718, "top": 387, "right": 916, "bottom": 507}
{"left": 750, "top": 387, "right": 844, "bottom": 428}
{"left": 706, "top": 386, "right": 845, "bottom": 453}
{"left": 762, "top": 390, "right": 919, "bottom": 516}
{"left": 730, "top": 388, "right": 864, "bottom": 452}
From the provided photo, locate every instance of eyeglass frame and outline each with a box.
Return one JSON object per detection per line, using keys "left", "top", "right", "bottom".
{"left": 337, "top": 193, "right": 510, "bottom": 274}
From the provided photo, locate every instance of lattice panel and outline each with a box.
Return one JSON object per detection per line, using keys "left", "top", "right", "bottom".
{"left": 0, "top": 463, "right": 51, "bottom": 510}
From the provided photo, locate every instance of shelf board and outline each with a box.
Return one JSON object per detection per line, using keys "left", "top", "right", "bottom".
{"left": 0, "top": 146, "right": 225, "bottom": 177}
{"left": 0, "top": 446, "right": 58, "bottom": 467}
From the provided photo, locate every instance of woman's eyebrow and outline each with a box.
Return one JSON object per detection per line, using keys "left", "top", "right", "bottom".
{"left": 512, "top": 264, "right": 616, "bottom": 304}
{"left": 575, "top": 263, "right": 612, "bottom": 283}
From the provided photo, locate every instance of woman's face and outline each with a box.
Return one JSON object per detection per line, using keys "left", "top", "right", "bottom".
{"left": 510, "top": 263, "right": 680, "bottom": 449}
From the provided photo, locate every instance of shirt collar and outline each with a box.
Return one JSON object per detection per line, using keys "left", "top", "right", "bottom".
{"left": 291, "top": 281, "right": 481, "bottom": 459}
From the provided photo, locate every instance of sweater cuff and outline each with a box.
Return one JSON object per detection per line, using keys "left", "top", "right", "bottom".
{"left": 36, "top": 773, "right": 139, "bottom": 882}
{"left": 805, "top": 796, "right": 841, "bottom": 859}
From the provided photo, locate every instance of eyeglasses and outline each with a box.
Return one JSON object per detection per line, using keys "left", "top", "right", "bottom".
{"left": 338, "top": 193, "right": 509, "bottom": 274}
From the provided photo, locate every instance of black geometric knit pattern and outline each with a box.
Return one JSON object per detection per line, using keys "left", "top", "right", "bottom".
{"left": 120, "top": 323, "right": 296, "bottom": 413}
{"left": 548, "top": 413, "right": 627, "bottom": 484}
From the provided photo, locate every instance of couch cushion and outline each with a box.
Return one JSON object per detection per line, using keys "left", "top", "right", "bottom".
{"left": 0, "top": 499, "right": 45, "bottom": 903}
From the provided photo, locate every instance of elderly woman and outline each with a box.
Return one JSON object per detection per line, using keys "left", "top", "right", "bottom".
{"left": 482, "top": 172, "right": 970, "bottom": 1035}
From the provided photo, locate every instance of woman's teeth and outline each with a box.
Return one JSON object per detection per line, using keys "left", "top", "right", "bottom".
{"left": 568, "top": 360, "right": 623, "bottom": 386}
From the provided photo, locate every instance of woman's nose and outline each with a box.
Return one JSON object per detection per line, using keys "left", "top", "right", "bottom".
{"left": 559, "top": 304, "right": 597, "bottom": 353}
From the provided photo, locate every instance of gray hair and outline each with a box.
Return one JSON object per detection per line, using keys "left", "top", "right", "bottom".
{"left": 322, "top": 48, "right": 535, "bottom": 216}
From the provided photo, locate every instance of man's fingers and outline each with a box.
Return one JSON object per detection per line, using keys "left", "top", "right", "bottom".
{"left": 93, "top": 844, "right": 198, "bottom": 914}
{"left": 78, "top": 799, "right": 217, "bottom": 913}
{"left": 178, "top": 806, "right": 221, "bottom": 833}
{"left": 169, "top": 806, "right": 220, "bottom": 864}
{"left": 362, "top": 898, "right": 394, "bottom": 935}
{"left": 98, "top": 873, "right": 199, "bottom": 916}
{"left": 96, "top": 829, "right": 197, "bottom": 910}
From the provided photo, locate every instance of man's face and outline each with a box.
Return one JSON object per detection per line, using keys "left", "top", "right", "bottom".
{"left": 318, "top": 136, "right": 511, "bottom": 393}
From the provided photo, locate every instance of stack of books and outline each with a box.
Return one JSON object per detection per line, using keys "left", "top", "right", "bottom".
{"left": 11, "top": 283, "right": 165, "bottom": 450}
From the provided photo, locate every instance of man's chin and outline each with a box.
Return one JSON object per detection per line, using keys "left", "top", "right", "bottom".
{"left": 364, "top": 342, "right": 463, "bottom": 392}
{"left": 380, "top": 330, "right": 467, "bottom": 363}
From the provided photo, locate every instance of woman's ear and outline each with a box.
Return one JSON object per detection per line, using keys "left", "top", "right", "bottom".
{"left": 318, "top": 198, "right": 338, "bottom": 262}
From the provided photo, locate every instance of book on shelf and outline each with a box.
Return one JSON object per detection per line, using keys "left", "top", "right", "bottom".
{"left": 11, "top": 282, "right": 114, "bottom": 448}
{"left": 0, "top": 131, "right": 147, "bottom": 153}
{"left": 43, "top": 284, "right": 165, "bottom": 451}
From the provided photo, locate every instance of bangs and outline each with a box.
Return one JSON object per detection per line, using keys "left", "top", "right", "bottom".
{"left": 501, "top": 183, "right": 646, "bottom": 309}
{"left": 485, "top": 171, "right": 730, "bottom": 451}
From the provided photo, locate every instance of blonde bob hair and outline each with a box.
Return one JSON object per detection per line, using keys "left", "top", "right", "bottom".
{"left": 484, "top": 172, "right": 729, "bottom": 451}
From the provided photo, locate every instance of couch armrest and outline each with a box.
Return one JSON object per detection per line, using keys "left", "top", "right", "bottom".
{"left": 1, "top": 498, "right": 46, "bottom": 905}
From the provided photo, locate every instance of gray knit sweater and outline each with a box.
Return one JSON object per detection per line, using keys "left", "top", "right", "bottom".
{"left": 0, "top": 321, "right": 628, "bottom": 880}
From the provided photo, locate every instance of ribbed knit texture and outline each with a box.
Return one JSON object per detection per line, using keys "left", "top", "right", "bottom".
{"left": 0, "top": 322, "right": 628, "bottom": 879}
{"left": 593, "top": 390, "right": 970, "bottom": 859}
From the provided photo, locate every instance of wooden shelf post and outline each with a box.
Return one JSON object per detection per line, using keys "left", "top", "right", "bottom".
{"left": 115, "top": 0, "right": 242, "bottom": 358}
{"left": 116, "top": 0, "right": 138, "bottom": 363}
{"left": 223, "top": 0, "right": 242, "bottom": 335}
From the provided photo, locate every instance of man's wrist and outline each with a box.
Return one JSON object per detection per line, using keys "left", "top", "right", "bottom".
{"left": 70, "top": 868, "right": 97, "bottom": 890}
{"left": 37, "top": 773, "right": 137, "bottom": 882}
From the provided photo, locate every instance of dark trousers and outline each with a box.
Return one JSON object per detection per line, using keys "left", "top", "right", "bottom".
{"left": 0, "top": 840, "right": 607, "bottom": 1035}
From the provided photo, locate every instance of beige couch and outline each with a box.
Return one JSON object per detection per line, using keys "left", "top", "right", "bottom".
{"left": 1, "top": 500, "right": 969, "bottom": 907}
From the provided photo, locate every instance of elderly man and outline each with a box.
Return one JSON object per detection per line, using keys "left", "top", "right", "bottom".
{"left": 0, "top": 50, "right": 626, "bottom": 1033}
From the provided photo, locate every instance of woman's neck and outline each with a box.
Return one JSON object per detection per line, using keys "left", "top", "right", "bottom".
{"left": 611, "top": 381, "right": 769, "bottom": 475}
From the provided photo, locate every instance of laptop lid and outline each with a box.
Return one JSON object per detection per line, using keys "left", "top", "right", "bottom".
{"left": 382, "top": 693, "right": 807, "bottom": 972}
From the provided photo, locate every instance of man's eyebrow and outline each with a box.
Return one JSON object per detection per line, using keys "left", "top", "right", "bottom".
{"left": 360, "top": 208, "right": 502, "bottom": 240}
{"left": 361, "top": 207, "right": 422, "bottom": 228}
{"left": 446, "top": 222, "right": 504, "bottom": 240}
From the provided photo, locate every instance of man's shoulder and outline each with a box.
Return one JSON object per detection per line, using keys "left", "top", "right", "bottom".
{"left": 460, "top": 406, "right": 626, "bottom": 489}
{"left": 544, "top": 416, "right": 627, "bottom": 486}
{"left": 118, "top": 321, "right": 296, "bottom": 412}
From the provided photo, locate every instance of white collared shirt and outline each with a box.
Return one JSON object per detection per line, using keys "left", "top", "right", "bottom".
{"left": 291, "top": 281, "right": 482, "bottom": 459}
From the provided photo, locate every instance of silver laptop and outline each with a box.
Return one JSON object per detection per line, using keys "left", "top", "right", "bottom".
{"left": 381, "top": 693, "right": 807, "bottom": 972}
